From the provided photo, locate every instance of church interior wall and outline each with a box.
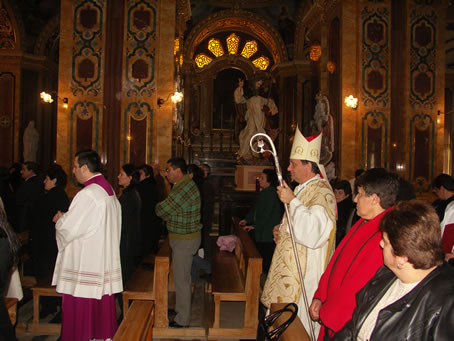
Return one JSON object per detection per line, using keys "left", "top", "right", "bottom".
{"left": 0, "top": 0, "right": 452, "bottom": 200}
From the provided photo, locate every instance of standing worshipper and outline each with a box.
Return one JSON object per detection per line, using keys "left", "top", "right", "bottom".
{"left": 15, "top": 161, "right": 43, "bottom": 232}
{"left": 137, "top": 164, "right": 159, "bottom": 255}
{"left": 240, "top": 168, "right": 283, "bottom": 274}
{"left": 332, "top": 180, "right": 354, "bottom": 246}
{"left": 0, "top": 199, "right": 21, "bottom": 340}
{"left": 52, "top": 150, "right": 122, "bottom": 341}
{"left": 309, "top": 168, "right": 399, "bottom": 340}
{"left": 118, "top": 164, "right": 142, "bottom": 284}
{"left": 261, "top": 128, "right": 336, "bottom": 338}
{"left": 156, "top": 157, "right": 201, "bottom": 328}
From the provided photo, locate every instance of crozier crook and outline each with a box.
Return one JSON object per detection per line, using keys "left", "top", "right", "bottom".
{"left": 250, "top": 133, "right": 316, "bottom": 341}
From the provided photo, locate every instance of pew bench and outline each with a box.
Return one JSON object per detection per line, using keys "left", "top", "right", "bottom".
{"left": 122, "top": 239, "right": 170, "bottom": 331}
{"left": 29, "top": 279, "right": 62, "bottom": 334}
{"left": 114, "top": 300, "right": 154, "bottom": 341}
{"left": 5, "top": 297, "right": 18, "bottom": 325}
{"left": 208, "top": 217, "right": 262, "bottom": 339}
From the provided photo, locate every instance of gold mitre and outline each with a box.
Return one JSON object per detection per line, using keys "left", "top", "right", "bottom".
{"left": 290, "top": 127, "right": 322, "bottom": 164}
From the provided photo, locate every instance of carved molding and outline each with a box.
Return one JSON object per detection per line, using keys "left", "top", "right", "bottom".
{"left": 184, "top": 9, "right": 288, "bottom": 65}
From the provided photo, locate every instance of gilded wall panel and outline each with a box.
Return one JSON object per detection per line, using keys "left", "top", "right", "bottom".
{"left": 121, "top": 0, "right": 156, "bottom": 165}
{"left": 361, "top": 111, "right": 388, "bottom": 169}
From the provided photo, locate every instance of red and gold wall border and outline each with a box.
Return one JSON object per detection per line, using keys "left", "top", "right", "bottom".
{"left": 0, "top": 72, "right": 16, "bottom": 167}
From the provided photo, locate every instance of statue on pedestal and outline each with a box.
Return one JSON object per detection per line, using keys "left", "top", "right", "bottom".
{"left": 23, "top": 120, "right": 39, "bottom": 162}
{"left": 234, "top": 73, "right": 279, "bottom": 164}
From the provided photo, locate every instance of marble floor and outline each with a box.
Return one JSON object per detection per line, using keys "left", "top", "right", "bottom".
{"left": 14, "top": 278, "right": 247, "bottom": 341}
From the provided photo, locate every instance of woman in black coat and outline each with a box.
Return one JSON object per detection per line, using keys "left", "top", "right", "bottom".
{"left": 0, "top": 199, "right": 21, "bottom": 340}
{"left": 118, "top": 164, "right": 142, "bottom": 285}
{"left": 31, "top": 164, "right": 69, "bottom": 281}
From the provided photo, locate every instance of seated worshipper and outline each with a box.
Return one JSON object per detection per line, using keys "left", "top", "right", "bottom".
{"left": 30, "top": 164, "right": 69, "bottom": 317}
{"left": 331, "top": 200, "right": 454, "bottom": 340}
{"left": 310, "top": 168, "right": 399, "bottom": 340}
{"left": 137, "top": 164, "right": 159, "bottom": 255}
{"left": 332, "top": 180, "right": 354, "bottom": 247}
{"left": 52, "top": 150, "right": 122, "bottom": 340}
{"left": 118, "top": 164, "right": 142, "bottom": 284}
{"left": 239, "top": 168, "right": 283, "bottom": 273}
{"left": 431, "top": 173, "right": 454, "bottom": 221}
{"left": 0, "top": 200, "right": 21, "bottom": 340}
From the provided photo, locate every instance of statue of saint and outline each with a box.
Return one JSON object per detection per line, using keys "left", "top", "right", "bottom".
{"left": 311, "top": 92, "right": 334, "bottom": 166}
{"left": 23, "top": 120, "right": 39, "bottom": 162}
{"left": 234, "top": 74, "right": 278, "bottom": 162}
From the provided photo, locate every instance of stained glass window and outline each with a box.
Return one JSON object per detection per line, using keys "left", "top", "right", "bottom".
{"left": 226, "top": 33, "right": 240, "bottom": 55}
{"left": 252, "top": 56, "right": 270, "bottom": 70}
{"left": 208, "top": 38, "right": 224, "bottom": 57}
{"left": 241, "top": 40, "right": 257, "bottom": 59}
{"left": 195, "top": 53, "right": 213, "bottom": 68}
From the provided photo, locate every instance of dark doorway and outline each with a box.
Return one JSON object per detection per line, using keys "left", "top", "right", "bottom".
{"left": 212, "top": 68, "right": 245, "bottom": 130}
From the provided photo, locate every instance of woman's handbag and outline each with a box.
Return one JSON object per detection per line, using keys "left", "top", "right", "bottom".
{"left": 259, "top": 303, "right": 298, "bottom": 340}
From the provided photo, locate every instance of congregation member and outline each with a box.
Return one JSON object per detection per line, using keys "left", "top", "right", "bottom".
{"left": 332, "top": 180, "right": 354, "bottom": 246}
{"left": 118, "top": 164, "right": 142, "bottom": 285}
{"left": 31, "top": 164, "right": 69, "bottom": 282}
{"left": 0, "top": 199, "right": 21, "bottom": 340}
{"left": 239, "top": 168, "right": 282, "bottom": 273}
{"left": 15, "top": 161, "right": 43, "bottom": 232}
{"left": 137, "top": 164, "right": 159, "bottom": 255}
{"left": 331, "top": 200, "right": 454, "bottom": 340}
{"left": 436, "top": 174, "right": 454, "bottom": 260}
{"left": 156, "top": 157, "right": 201, "bottom": 328}
{"left": 431, "top": 173, "right": 454, "bottom": 221}
{"left": 52, "top": 150, "right": 122, "bottom": 341}
{"left": 310, "top": 168, "right": 399, "bottom": 340}
{"left": 199, "top": 163, "right": 215, "bottom": 261}
{"left": 261, "top": 128, "right": 336, "bottom": 337}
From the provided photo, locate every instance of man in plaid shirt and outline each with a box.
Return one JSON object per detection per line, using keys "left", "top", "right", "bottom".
{"left": 156, "top": 157, "right": 201, "bottom": 328}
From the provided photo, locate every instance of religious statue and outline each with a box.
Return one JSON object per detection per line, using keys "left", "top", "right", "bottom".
{"left": 233, "top": 73, "right": 279, "bottom": 163}
{"left": 23, "top": 120, "right": 39, "bottom": 162}
{"left": 311, "top": 92, "right": 334, "bottom": 168}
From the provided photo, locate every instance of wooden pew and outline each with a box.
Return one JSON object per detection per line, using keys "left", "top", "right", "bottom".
{"left": 122, "top": 238, "right": 171, "bottom": 331}
{"left": 5, "top": 297, "right": 18, "bottom": 325}
{"left": 114, "top": 300, "right": 154, "bottom": 341}
{"left": 29, "top": 279, "right": 62, "bottom": 334}
{"left": 208, "top": 216, "right": 262, "bottom": 339}
{"left": 270, "top": 303, "right": 310, "bottom": 341}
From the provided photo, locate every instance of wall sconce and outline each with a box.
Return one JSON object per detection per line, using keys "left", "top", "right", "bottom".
{"left": 40, "top": 91, "right": 54, "bottom": 103}
{"left": 310, "top": 45, "right": 321, "bottom": 61}
{"left": 327, "top": 61, "right": 336, "bottom": 74}
{"left": 157, "top": 91, "right": 183, "bottom": 107}
{"left": 40, "top": 91, "right": 69, "bottom": 109}
{"left": 344, "top": 95, "right": 358, "bottom": 109}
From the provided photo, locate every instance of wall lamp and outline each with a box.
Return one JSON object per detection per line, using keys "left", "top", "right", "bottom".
{"left": 40, "top": 91, "right": 69, "bottom": 109}
{"left": 157, "top": 91, "right": 183, "bottom": 107}
{"left": 344, "top": 95, "right": 358, "bottom": 109}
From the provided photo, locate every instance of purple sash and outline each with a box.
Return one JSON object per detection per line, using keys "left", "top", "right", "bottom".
{"left": 84, "top": 174, "right": 114, "bottom": 196}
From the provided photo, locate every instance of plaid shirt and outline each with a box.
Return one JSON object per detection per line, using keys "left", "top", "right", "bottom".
{"left": 156, "top": 175, "right": 202, "bottom": 234}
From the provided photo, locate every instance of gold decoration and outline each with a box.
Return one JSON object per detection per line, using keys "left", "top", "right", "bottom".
{"left": 194, "top": 53, "right": 213, "bottom": 68}
{"left": 174, "top": 38, "right": 179, "bottom": 55}
{"left": 327, "top": 61, "right": 335, "bottom": 74}
{"left": 226, "top": 33, "right": 240, "bottom": 55}
{"left": 208, "top": 38, "right": 224, "bottom": 57}
{"left": 241, "top": 40, "right": 258, "bottom": 59}
{"left": 310, "top": 45, "right": 321, "bottom": 61}
{"left": 252, "top": 56, "right": 270, "bottom": 70}
{"left": 180, "top": 54, "right": 183, "bottom": 67}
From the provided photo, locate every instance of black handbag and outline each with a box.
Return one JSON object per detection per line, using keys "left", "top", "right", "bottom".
{"left": 259, "top": 303, "right": 298, "bottom": 340}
